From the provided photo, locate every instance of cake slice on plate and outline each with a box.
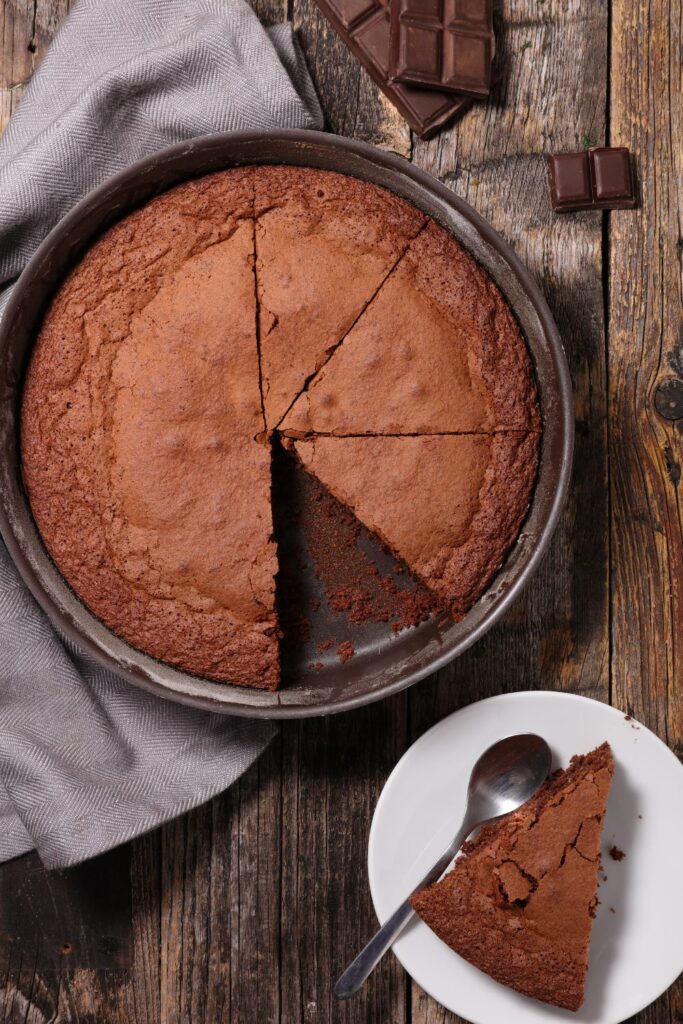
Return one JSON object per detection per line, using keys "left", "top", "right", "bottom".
{"left": 411, "top": 743, "right": 615, "bottom": 1012}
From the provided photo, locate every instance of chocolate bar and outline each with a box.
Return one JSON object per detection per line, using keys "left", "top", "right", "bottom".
{"left": 390, "top": 0, "right": 493, "bottom": 97}
{"left": 548, "top": 148, "right": 637, "bottom": 212}
{"left": 314, "top": 0, "right": 472, "bottom": 138}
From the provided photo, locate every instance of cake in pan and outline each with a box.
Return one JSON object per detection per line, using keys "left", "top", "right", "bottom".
{"left": 20, "top": 167, "right": 540, "bottom": 688}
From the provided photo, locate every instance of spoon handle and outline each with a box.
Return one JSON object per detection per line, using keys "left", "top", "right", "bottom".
{"left": 335, "top": 819, "right": 474, "bottom": 999}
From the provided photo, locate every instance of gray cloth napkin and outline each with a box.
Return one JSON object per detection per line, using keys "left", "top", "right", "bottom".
{"left": 0, "top": 0, "right": 323, "bottom": 869}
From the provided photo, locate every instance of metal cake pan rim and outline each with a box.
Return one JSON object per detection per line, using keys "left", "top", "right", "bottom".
{"left": 0, "top": 129, "right": 574, "bottom": 718}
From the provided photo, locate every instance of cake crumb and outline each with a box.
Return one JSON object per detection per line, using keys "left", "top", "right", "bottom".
{"left": 337, "top": 640, "right": 355, "bottom": 664}
{"left": 608, "top": 845, "right": 626, "bottom": 862}
{"left": 318, "top": 638, "right": 334, "bottom": 653}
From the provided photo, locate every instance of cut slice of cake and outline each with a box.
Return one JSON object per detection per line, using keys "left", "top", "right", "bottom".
{"left": 253, "top": 166, "right": 426, "bottom": 427}
{"left": 411, "top": 743, "right": 615, "bottom": 1012}
{"left": 292, "top": 433, "right": 538, "bottom": 619}
{"left": 280, "top": 221, "right": 540, "bottom": 437}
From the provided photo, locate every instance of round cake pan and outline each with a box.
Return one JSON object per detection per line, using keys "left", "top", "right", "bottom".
{"left": 0, "top": 130, "right": 573, "bottom": 719}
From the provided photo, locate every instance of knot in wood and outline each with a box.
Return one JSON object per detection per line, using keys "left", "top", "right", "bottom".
{"left": 654, "top": 378, "right": 683, "bottom": 421}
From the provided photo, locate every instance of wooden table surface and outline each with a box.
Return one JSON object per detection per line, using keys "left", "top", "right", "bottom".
{"left": 1, "top": 0, "right": 681, "bottom": 1021}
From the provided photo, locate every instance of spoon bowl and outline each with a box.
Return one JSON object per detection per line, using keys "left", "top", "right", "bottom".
{"left": 466, "top": 733, "right": 553, "bottom": 826}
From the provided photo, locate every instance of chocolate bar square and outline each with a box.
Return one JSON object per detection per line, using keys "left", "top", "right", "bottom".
{"left": 399, "top": 24, "right": 441, "bottom": 77}
{"left": 390, "top": 0, "right": 493, "bottom": 96}
{"left": 590, "top": 148, "right": 634, "bottom": 202}
{"left": 548, "top": 152, "right": 592, "bottom": 210}
{"left": 328, "top": 0, "right": 379, "bottom": 29}
{"left": 452, "top": 0, "right": 491, "bottom": 27}
{"left": 445, "top": 29, "right": 491, "bottom": 90}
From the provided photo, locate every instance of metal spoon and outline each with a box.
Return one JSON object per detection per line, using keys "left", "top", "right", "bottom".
{"left": 335, "top": 733, "right": 552, "bottom": 1000}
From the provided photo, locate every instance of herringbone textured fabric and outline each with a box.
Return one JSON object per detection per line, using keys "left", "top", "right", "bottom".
{"left": 0, "top": 0, "right": 323, "bottom": 869}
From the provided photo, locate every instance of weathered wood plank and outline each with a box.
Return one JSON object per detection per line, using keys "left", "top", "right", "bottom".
{"left": 609, "top": 0, "right": 683, "bottom": 750}
{"left": 129, "top": 834, "right": 161, "bottom": 1024}
{"left": 249, "top": 0, "right": 287, "bottom": 24}
{"left": 227, "top": 739, "right": 282, "bottom": 1024}
{"left": 408, "top": 0, "right": 610, "bottom": 1019}
{"left": 0, "top": 848, "right": 132, "bottom": 970}
{"left": 0, "top": 0, "right": 70, "bottom": 133}
{"left": 0, "top": 844, "right": 134, "bottom": 1024}
{"left": 279, "top": 699, "right": 409, "bottom": 1024}
{"left": 609, "top": 0, "right": 683, "bottom": 1020}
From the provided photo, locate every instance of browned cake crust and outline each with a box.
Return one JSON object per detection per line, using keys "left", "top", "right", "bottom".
{"left": 21, "top": 169, "right": 280, "bottom": 689}
{"left": 292, "top": 432, "right": 539, "bottom": 618}
{"left": 253, "top": 166, "right": 427, "bottom": 427}
{"left": 411, "top": 744, "right": 615, "bottom": 1012}
{"left": 281, "top": 219, "right": 540, "bottom": 436}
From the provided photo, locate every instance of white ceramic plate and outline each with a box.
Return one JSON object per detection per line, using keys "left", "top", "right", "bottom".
{"left": 368, "top": 691, "right": 683, "bottom": 1024}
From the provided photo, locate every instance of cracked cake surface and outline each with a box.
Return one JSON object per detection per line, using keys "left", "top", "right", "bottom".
{"left": 281, "top": 220, "right": 540, "bottom": 437}
{"left": 253, "top": 166, "right": 426, "bottom": 427}
{"left": 411, "top": 743, "right": 615, "bottom": 1012}
{"left": 21, "top": 165, "right": 541, "bottom": 688}
{"left": 21, "top": 168, "right": 280, "bottom": 688}
{"left": 292, "top": 433, "right": 539, "bottom": 618}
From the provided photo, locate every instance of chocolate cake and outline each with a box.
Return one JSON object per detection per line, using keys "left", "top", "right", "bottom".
{"left": 21, "top": 174, "right": 280, "bottom": 688}
{"left": 253, "top": 166, "right": 426, "bottom": 427}
{"left": 281, "top": 221, "right": 540, "bottom": 437}
{"left": 411, "top": 743, "right": 615, "bottom": 1012}
{"left": 20, "top": 165, "right": 541, "bottom": 688}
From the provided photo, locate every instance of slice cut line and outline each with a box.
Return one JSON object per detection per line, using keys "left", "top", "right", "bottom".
{"left": 252, "top": 166, "right": 427, "bottom": 428}
{"left": 280, "top": 220, "right": 540, "bottom": 437}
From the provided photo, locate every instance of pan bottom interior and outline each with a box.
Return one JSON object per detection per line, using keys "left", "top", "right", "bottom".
{"left": 271, "top": 437, "right": 442, "bottom": 689}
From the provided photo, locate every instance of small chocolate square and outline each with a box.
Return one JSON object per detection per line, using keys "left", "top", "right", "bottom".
{"left": 400, "top": 0, "right": 441, "bottom": 20}
{"left": 548, "top": 152, "right": 592, "bottom": 210}
{"left": 444, "top": 30, "right": 491, "bottom": 89}
{"left": 548, "top": 146, "right": 637, "bottom": 212}
{"left": 590, "top": 148, "right": 635, "bottom": 203}
{"left": 328, "top": 0, "right": 379, "bottom": 30}
{"left": 397, "top": 24, "right": 441, "bottom": 76}
{"left": 450, "top": 0, "right": 491, "bottom": 28}
{"left": 355, "top": 6, "right": 392, "bottom": 71}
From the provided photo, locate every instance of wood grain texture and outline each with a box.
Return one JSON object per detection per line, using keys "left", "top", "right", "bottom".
{"left": 278, "top": 700, "right": 409, "bottom": 1024}
{"left": 0, "top": 0, "right": 70, "bottom": 132}
{"left": 609, "top": 0, "right": 683, "bottom": 749}
{"left": 0, "top": 0, "right": 680, "bottom": 1020}
{"left": 608, "top": 0, "right": 683, "bottom": 1021}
